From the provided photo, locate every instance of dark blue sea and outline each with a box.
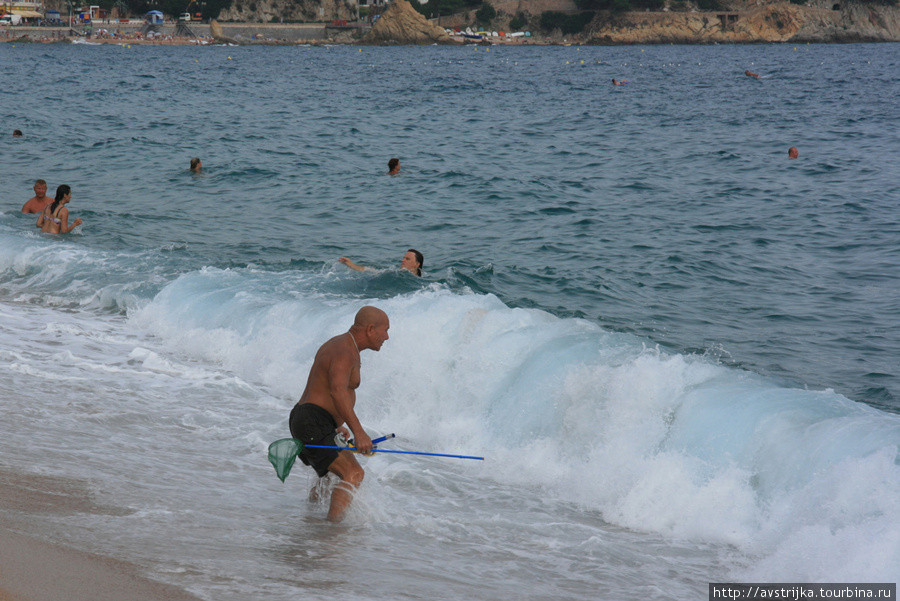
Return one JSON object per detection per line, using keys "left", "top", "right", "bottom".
{"left": 1, "top": 41, "right": 899, "bottom": 600}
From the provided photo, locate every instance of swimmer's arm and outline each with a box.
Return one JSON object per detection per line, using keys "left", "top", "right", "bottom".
{"left": 59, "top": 208, "right": 82, "bottom": 234}
{"left": 328, "top": 354, "right": 372, "bottom": 453}
{"left": 338, "top": 257, "right": 366, "bottom": 272}
{"left": 36, "top": 210, "right": 44, "bottom": 228}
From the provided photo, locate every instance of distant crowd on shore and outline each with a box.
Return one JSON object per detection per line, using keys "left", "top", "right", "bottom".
{"left": 0, "top": 27, "right": 214, "bottom": 43}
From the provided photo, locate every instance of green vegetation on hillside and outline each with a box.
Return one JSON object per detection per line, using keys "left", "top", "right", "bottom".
{"left": 409, "top": 0, "right": 485, "bottom": 19}
{"left": 475, "top": 1, "right": 496, "bottom": 25}
{"left": 574, "top": 0, "right": 662, "bottom": 10}
{"left": 539, "top": 10, "right": 595, "bottom": 33}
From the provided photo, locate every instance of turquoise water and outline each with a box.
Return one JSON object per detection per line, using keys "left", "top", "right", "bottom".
{"left": 1, "top": 42, "right": 899, "bottom": 599}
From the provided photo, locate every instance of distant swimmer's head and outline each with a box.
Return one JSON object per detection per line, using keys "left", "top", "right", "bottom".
{"left": 388, "top": 157, "right": 400, "bottom": 175}
{"left": 401, "top": 249, "right": 423, "bottom": 277}
{"left": 788, "top": 147, "right": 799, "bottom": 159}
{"left": 12, "top": 129, "right": 23, "bottom": 137}
{"left": 190, "top": 157, "right": 202, "bottom": 172}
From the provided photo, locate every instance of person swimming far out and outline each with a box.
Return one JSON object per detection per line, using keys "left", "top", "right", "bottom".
{"left": 612, "top": 78, "right": 628, "bottom": 86}
{"left": 387, "top": 157, "right": 400, "bottom": 175}
{"left": 745, "top": 70, "right": 760, "bottom": 79}
{"left": 339, "top": 249, "right": 424, "bottom": 277}
{"left": 788, "top": 147, "right": 799, "bottom": 159}
{"left": 36, "top": 185, "right": 83, "bottom": 234}
{"left": 190, "top": 157, "right": 202, "bottom": 172}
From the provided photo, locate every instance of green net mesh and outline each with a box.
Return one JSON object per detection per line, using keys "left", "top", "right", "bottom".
{"left": 268, "top": 438, "right": 303, "bottom": 483}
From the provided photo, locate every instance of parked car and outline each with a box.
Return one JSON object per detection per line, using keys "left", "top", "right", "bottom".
{"left": 1, "top": 14, "right": 24, "bottom": 25}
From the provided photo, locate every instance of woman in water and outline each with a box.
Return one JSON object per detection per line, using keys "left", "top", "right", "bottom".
{"left": 37, "top": 185, "right": 83, "bottom": 234}
{"left": 339, "top": 248, "right": 424, "bottom": 277}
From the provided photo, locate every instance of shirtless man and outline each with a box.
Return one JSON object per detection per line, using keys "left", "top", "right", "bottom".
{"left": 289, "top": 306, "right": 389, "bottom": 522}
{"left": 745, "top": 70, "right": 760, "bottom": 79}
{"left": 21, "top": 180, "right": 52, "bottom": 214}
{"left": 387, "top": 157, "right": 400, "bottom": 175}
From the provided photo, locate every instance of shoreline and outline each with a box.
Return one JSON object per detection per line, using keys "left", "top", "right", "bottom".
{"left": 0, "top": 466, "right": 202, "bottom": 601}
{"left": 0, "top": 526, "right": 204, "bottom": 601}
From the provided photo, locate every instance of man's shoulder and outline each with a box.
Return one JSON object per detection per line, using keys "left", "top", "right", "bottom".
{"left": 320, "top": 334, "right": 354, "bottom": 363}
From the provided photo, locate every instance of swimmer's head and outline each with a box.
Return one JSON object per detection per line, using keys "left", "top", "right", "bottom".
{"left": 55, "top": 184, "right": 71, "bottom": 202}
{"left": 190, "top": 157, "right": 202, "bottom": 171}
{"left": 388, "top": 157, "right": 400, "bottom": 173}
{"left": 788, "top": 147, "right": 799, "bottom": 159}
{"left": 402, "top": 249, "right": 423, "bottom": 276}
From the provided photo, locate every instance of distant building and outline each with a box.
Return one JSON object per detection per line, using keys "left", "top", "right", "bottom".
{"left": 4, "top": 0, "right": 44, "bottom": 22}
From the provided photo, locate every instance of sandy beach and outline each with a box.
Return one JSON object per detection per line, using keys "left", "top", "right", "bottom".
{"left": 0, "top": 468, "right": 202, "bottom": 601}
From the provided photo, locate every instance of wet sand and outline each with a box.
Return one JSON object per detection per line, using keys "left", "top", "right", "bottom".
{"left": 0, "top": 468, "right": 202, "bottom": 601}
{"left": 0, "top": 526, "right": 203, "bottom": 601}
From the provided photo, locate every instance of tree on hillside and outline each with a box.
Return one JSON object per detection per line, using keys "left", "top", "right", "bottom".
{"left": 539, "top": 10, "right": 595, "bottom": 32}
{"left": 409, "top": 0, "right": 484, "bottom": 19}
{"left": 475, "top": 0, "right": 495, "bottom": 25}
{"left": 575, "top": 0, "right": 663, "bottom": 10}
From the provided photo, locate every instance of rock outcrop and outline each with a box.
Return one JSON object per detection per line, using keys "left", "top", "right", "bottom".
{"left": 361, "top": 0, "right": 457, "bottom": 44}
{"left": 585, "top": 2, "right": 900, "bottom": 44}
{"left": 209, "top": 19, "right": 239, "bottom": 43}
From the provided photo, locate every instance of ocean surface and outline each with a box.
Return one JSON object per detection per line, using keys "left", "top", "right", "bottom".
{"left": 1, "top": 41, "right": 899, "bottom": 599}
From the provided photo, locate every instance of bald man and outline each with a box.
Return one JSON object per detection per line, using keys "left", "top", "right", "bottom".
{"left": 289, "top": 306, "right": 390, "bottom": 522}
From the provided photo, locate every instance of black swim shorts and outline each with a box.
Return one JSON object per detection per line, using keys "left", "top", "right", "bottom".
{"left": 289, "top": 403, "right": 342, "bottom": 478}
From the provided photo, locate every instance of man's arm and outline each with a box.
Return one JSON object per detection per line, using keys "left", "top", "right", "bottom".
{"left": 327, "top": 353, "right": 373, "bottom": 453}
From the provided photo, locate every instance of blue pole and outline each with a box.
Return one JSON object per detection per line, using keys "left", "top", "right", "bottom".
{"left": 304, "top": 444, "right": 484, "bottom": 461}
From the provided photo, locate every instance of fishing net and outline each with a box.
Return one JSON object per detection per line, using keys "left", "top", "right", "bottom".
{"left": 268, "top": 438, "right": 303, "bottom": 483}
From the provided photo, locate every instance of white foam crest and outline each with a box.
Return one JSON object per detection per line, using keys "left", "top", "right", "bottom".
{"left": 0, "top": 230, "right": 171, "bottom": 312}
{"left": 734, "top": 446, "right": 900, "bottom": 582}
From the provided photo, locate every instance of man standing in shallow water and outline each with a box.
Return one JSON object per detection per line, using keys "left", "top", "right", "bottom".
{"left": 21, "top": 180, "right": 53, "bottom": 214}
{"left": 289, "top": 306, "right": 389, "bottom": 522}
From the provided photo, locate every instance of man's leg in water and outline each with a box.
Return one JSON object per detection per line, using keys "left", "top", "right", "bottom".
{"left": 324, "top": 451, "right": 365, "bottom": 522}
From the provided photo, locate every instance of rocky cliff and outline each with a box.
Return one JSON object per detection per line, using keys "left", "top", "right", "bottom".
{"left": 361, "top": 0, "right": 457, "bottom": 43}
{"left": 583, "top": 1, "right": 900, "bottom": 44}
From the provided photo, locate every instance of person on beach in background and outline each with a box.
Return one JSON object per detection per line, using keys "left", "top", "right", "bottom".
{"left": 788, "top": 147, "right": 799, "bottom": 159}
{"left": 388, "top": 157, "right": 400, "bottom": 175}
{"left": 12, "top": 129, "right": 23, "bottom": 137}
{"left": 37, "top": 185, "right": 83, "bottom": 234}
{"left": 190, "top": 157, "right": 202, "bottom": 172}
{"left": 339, "top": 248, "right": 424, "bottom": 277}
{"left": 289, "top": 306, "right": 389, "bottom": 522}
{"left": 745, "top": 70, "right": 760, "bottom": 79}
{"left": 21, "top": 179, "right": 53, "bottom": 214}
